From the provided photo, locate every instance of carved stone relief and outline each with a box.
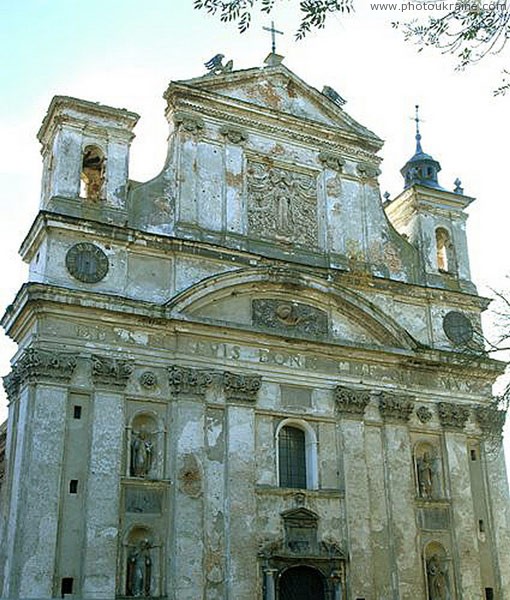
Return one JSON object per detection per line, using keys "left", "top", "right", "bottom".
{"left": 223, "top": 371, "right": 261, "bottom": 402}
{"left": 167, "top": 365, "right": 214, "bottom": 397}
{"left": 378, "top": 392, "right": 414, "bottom": 422}
{"left": 356, "top": 162, "right": 381, "bottom": 181}
{"left": 252, "top": 299, "right": 328, "bottom": 337}
{"left": 417, "top": 406, "right": 433, "bottom": 423}
{"left": 92, "top": 355, "right": 133, "bottom": 388}
{"left": 335, "top": 386, "right": 370, "bottom": 417}
{"left": 475, "top": 404, "right": 506, "bottom": 438}
{"left": 139, "top": 371, "right": 158, "bottom": 390}
{"left": 246, "top": 161, "right": 318, "bottom": 246}
{"left": 437, "top": 402, "right": 469, "bottom": 431}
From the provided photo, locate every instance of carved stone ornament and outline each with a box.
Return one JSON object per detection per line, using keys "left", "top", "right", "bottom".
{"left": 417, "top": 406, "right": 433, "bottom": 423}
{"left": 139, "top": 370, "right": 158, "bottom": 389}
{"left": 173, "top": 111, "right": 205, "bottom": 135}
{"left": 219, "top": 124, "right": 248, "bottom": 144}
{"left": 5, "top": 349, "right": 78, "bottom": 398}
{"left": 247, "top": 161, "right": 318, "bottom": 246}
{"left": 167, "top": 365, "right": 213, "bottom": 397}
{"left": 437, "top": 402, "right": 469, "bottom": 430}
{"left": 356, "top": 162, "right": 381, "bottom": 180}
{"left": 252, "top": 299, "right": 328, "bottom": 337}
{"left": 378, "top": 392, "right": 414, "bottom": 422}
{"left": 318, "top": 150, "right": 345, "bottom": 172}
{"left": 223, "top": 371, "right": 261, "bottom": 402}
{"left": 91, "top": 355, "right": 133, "bottom": 388}
{"left": 475, "top": 404, "right": 506, "bottom": 438}
{"left": 335, "top": 386, "right": 370, "bottom": 417}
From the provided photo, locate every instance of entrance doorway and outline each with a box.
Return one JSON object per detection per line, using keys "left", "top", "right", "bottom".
{"left": 279, "top": 566, "right": 326, "bottom": 600}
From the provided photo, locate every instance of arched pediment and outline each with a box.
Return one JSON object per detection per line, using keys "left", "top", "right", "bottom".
{"left": 165, "top": 267, "right": 418, "bottom": 351}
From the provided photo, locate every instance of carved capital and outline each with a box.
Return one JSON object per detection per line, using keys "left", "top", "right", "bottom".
{"left": 437, "top": 402, "right": 469, "bottom": 430}
{"left": 9, "top": 348, "right": 77, "bottom": 390}
{"left": 174, "top": 112, "right": 205, "bottom": 135}
{"left": 91, "top": 355, "right": 133, "bottom": 388}
{"left": 223, "top": 371, "right": 261, "bottom": 402}
{"left": 318, "top": 151, "right": 345, "bottom": 172}
{"left": 475, "top": 404, "right": 506, "bottom": 438}
{"left": 335, "top": 386, "right": 370, "bottom": 417}
{"left": 357, "top": 162, "right": 381, "bottom": 181}
{"left": 3, "top": 371, "right": 20, "bottom": 401}
{"left": 219, "top": 124, "right": 248, "bottom": 144}
{"left": 378, "top": 392, "right": 414, "bottom": 423}
{"left": 167, "top": 365, "right": 213, "bottom": 397}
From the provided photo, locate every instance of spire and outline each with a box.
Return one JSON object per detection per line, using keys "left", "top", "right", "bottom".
{"left": 414, "top": 105, "right": 423, "bottom": 154}
{"left": 400, "top": 105, "right": 442, "bottom": 190}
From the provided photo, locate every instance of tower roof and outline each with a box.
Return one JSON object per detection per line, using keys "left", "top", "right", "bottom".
{"left": 401, "top": 106, "right": 443, "bottom": 190}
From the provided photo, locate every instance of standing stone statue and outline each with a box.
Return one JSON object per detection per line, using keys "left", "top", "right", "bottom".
{"left": 417, "top": 452, "right": 437, "bottom": 499}
{"left": 130, "top": 429, "right": 153, "bottom": 477}
{"left": 126, "top": 539, "right": 152, "bottom": 597}
{"left": 427, "top": 554, "right": 450, "bottom": 600}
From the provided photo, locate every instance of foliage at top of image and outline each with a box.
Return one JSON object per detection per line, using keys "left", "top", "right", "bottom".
{"left": 194, "top": 0, "right": 510, "bottom": 94}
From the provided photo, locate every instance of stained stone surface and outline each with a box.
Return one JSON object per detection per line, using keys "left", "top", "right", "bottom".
{"left": 0, "top": 58, "right": 509, "bottom": 600}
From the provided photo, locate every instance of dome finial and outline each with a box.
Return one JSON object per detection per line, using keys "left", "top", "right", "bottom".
{"left": 414, "top": 104, "right": 423, "bottom": 154}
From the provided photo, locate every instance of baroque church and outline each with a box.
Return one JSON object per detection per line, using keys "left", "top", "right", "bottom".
{"left": 0, "top": 51, "right": 509, "bottom": 600}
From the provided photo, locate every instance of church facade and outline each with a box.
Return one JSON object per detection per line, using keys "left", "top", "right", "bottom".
{"left": 1, "top": 54, "right": 509, "bottom": 600}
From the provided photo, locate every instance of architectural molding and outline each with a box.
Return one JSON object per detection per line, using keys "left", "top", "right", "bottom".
{"left": 219, "top": 124, "right": 248, "bottom": 144}
{"left": 437, "top": 402, "right": 469, "bottom": 430}
{"left": 334, "top": 386, "right": 370, "bottom": 417}
{"left": 318, "top": 151, "right": 345, "bottom": 172}
{"left": 91, "top": 355, "right": 133, "bottom": 388}
{"left": 223, "top": 371, "right": 261, "bottom": 402}
{"left": 167, "top": 365, "right": 214, "bottom": 397}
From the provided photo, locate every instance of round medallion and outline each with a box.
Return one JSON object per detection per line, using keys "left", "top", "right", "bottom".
{"left": 442, "top": 311, "right": 473, "bottom": 345}
{"left": 65, "top": 242, "right": 109, "bottom": 283}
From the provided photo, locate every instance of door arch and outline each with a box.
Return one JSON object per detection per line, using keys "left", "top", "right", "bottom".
{"left": 278, "top": 565, "right": 326, "bottom": 600}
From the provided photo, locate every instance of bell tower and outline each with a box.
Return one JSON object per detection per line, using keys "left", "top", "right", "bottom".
{"left": 385, "top": 106, "right": 474, "bottom": 290}
{"left": 37, "top": 96, "right": 139, "bottom": 216}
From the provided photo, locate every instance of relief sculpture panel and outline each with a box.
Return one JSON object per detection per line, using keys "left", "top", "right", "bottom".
{"left": 246, "top": 161, "right": 318, "bottom": 246}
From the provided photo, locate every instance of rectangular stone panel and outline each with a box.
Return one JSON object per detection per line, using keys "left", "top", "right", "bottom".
{"left": 418, "top": 507, "right": 450, "bottom": 531}
{"left": 281, "top": 385, "right": 311, "bottom": 408}
{"left": 124, "top": 486, "right": 163, "bottom": 514}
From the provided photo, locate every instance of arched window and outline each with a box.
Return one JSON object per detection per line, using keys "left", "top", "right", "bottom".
{"left": 435, "top": 227, "right": 455, "bottom": 274}
{"left": 80, "top": 145, "right": 105, "bottom": 200}
{"left": 276, "top": 419, "right": 318, "bottom": 490}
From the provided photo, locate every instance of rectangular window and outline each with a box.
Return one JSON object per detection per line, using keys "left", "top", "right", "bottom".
{"left": 73, "top": 405, "right": 82, "bottom": 419}
{"left": 485, "top": 588, "right": 494, "bottom": 600}
{"left": 69, "top": 480, "right": 78, "bottom": 494}
{"left": 61, "top": 577, "right": 73, "bottom": 597}
{"left": 279, "top": 426, "right": 306, "bottom": 489}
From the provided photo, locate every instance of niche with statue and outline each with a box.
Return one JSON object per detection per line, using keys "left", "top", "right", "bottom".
{"left": 128, "top": 412, "right": 164, "bottom": 480}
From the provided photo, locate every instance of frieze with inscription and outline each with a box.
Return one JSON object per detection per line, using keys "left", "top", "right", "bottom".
{"left": 247, "top": 161, "right": 318, "bottom": 246}
{"left": 252, "top": 299, "right": 328, "bottom": 337}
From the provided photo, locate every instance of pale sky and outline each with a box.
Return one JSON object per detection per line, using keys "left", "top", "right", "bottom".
{"left": 1, "top": 0, "right": 509, "bottom": 474}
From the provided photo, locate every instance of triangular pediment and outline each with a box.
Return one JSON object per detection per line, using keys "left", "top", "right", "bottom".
{"left": 174, "top": 63, "right": 382, "bottom": 148}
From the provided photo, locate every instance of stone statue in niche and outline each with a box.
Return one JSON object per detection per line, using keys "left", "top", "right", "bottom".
{"left": 126, "top": 539, "right": 152, "bottom": 597}
{"left": 417, "top": 451, "right": 439, "bottom": 500}
{"left": 426, "top": 554, "right": 451, "bottom": 600}
{"left": 130, "top": 429, "right": 153, "bottom": 477}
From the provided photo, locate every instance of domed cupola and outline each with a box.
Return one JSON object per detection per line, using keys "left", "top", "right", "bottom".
{"left": 401, "top": 105, "right": 442, "bottom": 190}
